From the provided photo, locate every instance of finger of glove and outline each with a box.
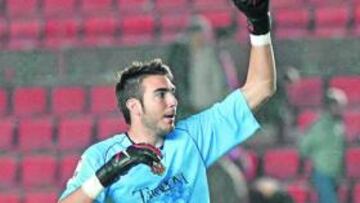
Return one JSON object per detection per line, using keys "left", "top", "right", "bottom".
{"left": 234, "top": 0, "right": 269, "bottom": 18}
{"left": 131, "top": 143, "right": 162, "bottom": 158}
{"left": 133, "top": 149, "right": 162, "bottom": 166}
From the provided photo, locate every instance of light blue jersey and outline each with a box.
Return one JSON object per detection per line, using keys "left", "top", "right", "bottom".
{"left": 60, "top": 90, "right": 260, "bottom": 203}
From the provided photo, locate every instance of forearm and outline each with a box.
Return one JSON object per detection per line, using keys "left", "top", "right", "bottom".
{"left": 241, "top": 37, "right": 276, "bottom": 110}
{"left": 58, "top": 188, "right": 94, "bottom": 203}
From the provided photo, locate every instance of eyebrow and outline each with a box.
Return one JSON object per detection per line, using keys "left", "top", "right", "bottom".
{"left": 154, "top": 87, "right": 176, "bottom": 93}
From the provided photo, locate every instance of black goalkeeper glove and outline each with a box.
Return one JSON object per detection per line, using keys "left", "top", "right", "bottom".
{"left": 82, "top": 143, "right": 164, "bottom": 199}
{"left": 96, "top": 143, "right": 165, "bottom": 187}
{"left": 233, "top": 0, "right": 270, "bottom": 35}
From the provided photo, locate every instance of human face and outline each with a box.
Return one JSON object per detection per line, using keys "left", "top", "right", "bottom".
{"left": 140, "top": 75, "right": 178, "bottom": 136}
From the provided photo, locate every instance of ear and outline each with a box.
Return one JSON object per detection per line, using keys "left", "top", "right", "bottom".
{"left": 126, "top": 98, "right": 143, "bottom": 117}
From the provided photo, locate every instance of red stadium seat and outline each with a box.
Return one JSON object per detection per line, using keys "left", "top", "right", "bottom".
{"left": 345, "top": 147, "right": 360, "bottom": 179}
{"left": 296, "top": 110, "right": 319, "bottom": 132}
{"left": 0, "top": 88, "right": 8, "bottom": 116}
{"left": 90, "top": 85, "right": 118, "bottom": 114}
{"left": 286, "top": 182, "right": 310, "bottom": 203}
{"left": 80, "top": 0, "right": 114, "bottom": 15}
{"left": 354, "top": 6, "right": 360, "bottom": 35}
{"left": 82, "top": 16, "right": 118, "bottom": 46}
{"left": 21, "top": 154, "right": 57, "bottom": 188}
{"left": 313, "top": 6, "right": 350, "bottom": 38}
{"left": 23, "top": 190, "right": 58, "bottom": 203}
{"left": 286, "top": 77, "right": 324, "bottom": 108}
{"left": 192, "top": 0, "right": 230, "bottom": 10}
{"left": 159, "top": 12, "right": 190, "bottom": 42}
{"left": 0, "top": 192, "right": 21, "bottom": 203}
{"left": 120, "top": 15, "right": 155, "bottom": 45}
{"left": 330, "top": 76, "right": 360, "bottom": 107}
{"left": 51, "top": 86, "right": 86, "bottom": 115}
{"left": 307, "top": 0, "right": 345, "bottom": 7}
{"left": 199, "top": 9, "right": 233, "bottom": 29}
{"left": 8, "top": 19, "right": 41, "bottom": 50}
{"left": 43, "top": 0, "right": 77, "bottom": 17}
{"left": 0, "top": 118, "right": 16, "bottom": 150}
{"left": 270, "top": 0, "right": 305, "bottom": 9}
{"left": 0, "top": 156, "right": 18, "bottom": 188}
{"left": 6, "top": 0, "right": 39, "bottom": 18}
{"left": 0, "top": 19, "right": 7, "bottom": 46}
{"left": 343, "top": 111, "right": 360, "bottom": 142}
{"left": 155, "top": 0, "right": 188, "bottom": 13}
{"left": 263, "top": 148, "right": 300, "bottom": 180}
{"left": 44, "top": 18, "right": 80, "bottom": 48}
{"left": 57, "top": 116, "right": 94, "bottom": 151}
{"left": 353, "top": 182, "right": 360, "bottom": 203}
{"left": 97, "top": 115, "right": 128, "bottom": 140}
{"left": 337, "top": 181, "right": 350, "bottom": 203}
{"left": 274, "top": 8, "right": 310, "bottom": 39}
{"left": 59, "top": 153, "right": 81, "bottom": 186}
{"left": 18, "top": 117, "right": 54, "bottom": 152}
{"left": 117, "top": 0, "right": 152, "bottom": 14}
{"left": 13, "top": 87, "right": 47, "bottom": 116}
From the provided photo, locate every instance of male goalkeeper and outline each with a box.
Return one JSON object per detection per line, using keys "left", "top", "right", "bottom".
{"left": 58, "top": 0, "right": 276, "bottom": 202}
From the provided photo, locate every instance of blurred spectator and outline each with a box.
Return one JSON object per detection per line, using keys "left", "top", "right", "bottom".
{"left": 256, "top": 66, "right": 301, "bottom": 144}
{"left": 167, "top": 15, "right": 228, "bottom": 112}
{"left": 249, "top": 177, "right": 293, "bottom": 203}
{"left": 298, "top": 87, "right": 347, "bottom": 203}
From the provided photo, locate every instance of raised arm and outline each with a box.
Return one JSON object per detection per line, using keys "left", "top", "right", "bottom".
{"left": 233, "top": 0, "right": 276, "bottom": 111}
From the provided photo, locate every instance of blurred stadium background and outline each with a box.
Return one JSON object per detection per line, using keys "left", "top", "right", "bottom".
{"left": 0, "top": 0, "right": 360, "bottom": 202}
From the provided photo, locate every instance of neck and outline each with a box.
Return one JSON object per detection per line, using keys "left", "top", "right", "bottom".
{"left": 127, "top": 126, "right": 164, "bottom": 147}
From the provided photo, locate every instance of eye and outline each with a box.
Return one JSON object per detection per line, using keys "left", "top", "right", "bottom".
{"left": 157, "top": 91, "right": 166, "bottom": 98}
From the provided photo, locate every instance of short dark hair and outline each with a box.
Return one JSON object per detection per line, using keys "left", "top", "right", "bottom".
{"left": 115, "top": 58, "right": 174, "bottom": 124}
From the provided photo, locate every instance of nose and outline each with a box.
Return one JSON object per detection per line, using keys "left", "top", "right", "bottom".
{"left": 167, "top": 93, "right": 178, "bottom": 107}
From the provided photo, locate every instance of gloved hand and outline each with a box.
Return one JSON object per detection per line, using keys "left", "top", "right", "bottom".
{"left": 233, "top": 0, "right": 270, "bottom": 35}
{"left": 96, "top": 143, "right": 165, "bottom": 187}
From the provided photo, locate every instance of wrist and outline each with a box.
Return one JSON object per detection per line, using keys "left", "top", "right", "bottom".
{"left": 250, "top": 32, "right": 271, "bottom": 46}
{"left": 247, "top": 13, "right": 270, "bottom": 35}
{"left": 81, "top": 175, "right": 104, "bottom": 199}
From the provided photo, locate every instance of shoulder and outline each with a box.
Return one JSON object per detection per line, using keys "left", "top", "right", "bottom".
{"left": 83, "top": 133, "right": 129, "bottom": 161}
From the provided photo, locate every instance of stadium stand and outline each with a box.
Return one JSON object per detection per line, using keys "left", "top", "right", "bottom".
{"left": 0, "top": 155, "right": 18, "bottom": 189}
{"left": 90, "top": 85, "right": 118, "bottom": 114}
{"left": 345, "top": 147, "right": 360, "bottom": 179}
{"left": 120, "top": 14, "right": 155, "bottom": 45}
{"left": 0, "top": 118, "right": 16, "bottom": 150}
{"left": 96, "top": 115, "right": 128, "bottom": 140}
{"left": 273, "top": 8, "right": 311, "bottom": 39}
{"left": 313, "top": 6, "right": 351, "bottom": 38}
{"left": 57, "top": 116, "right": 94, "bottom": 151}
{"left": 51, "top": 86, "right": 86, "bottom": 116}
{"left": 330, "top": 75, "right": 360, "bottom": 108}
{"left": 58, "top": 153, "right": 80, "bottom": 187}
{"left": 20, "top": 154, "right": 57, "bottom": 188}
{"left": 13, "top": 86, "right": 47, "bottom": 116}
{"left": 82, "top": 16, "right": 118, "bottom": 46}
{"left": 286, "top": 77, "right": 324, "bottom": 108}
{"left": 8, "top": 19, "right": 42, "bottom": 50}
{"left": 0, "top": 192, "right": 21, "bottom": 203}
{"left": 6, "top": 0, "right": 39, "bottom": 19}
{"left": 263, "top": 148, "right": 300, "bottom": 180}
{"left": 23, "top": 190, "right": 58, "bottom": 203}
{"left": 80, "top": 0, "right": 115, "bottom": 16}
{"left": 0, "top": 87, "right": 8, "bottom": 116}
{"left": 44, "top": 18, "right": 80, "bottom": 49}
{"left": 17, "top": 117, "right": 54, "bottom": 152}
{"left": 43, "top": 0, "right": 77, "bottom": 18}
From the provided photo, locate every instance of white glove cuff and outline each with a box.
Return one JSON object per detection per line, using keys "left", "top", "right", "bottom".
{"left": 250, "top": 32, "right": 271, "bottom": 46}
{"left": 81, "top": 175, "right": 104, "bottom": 199}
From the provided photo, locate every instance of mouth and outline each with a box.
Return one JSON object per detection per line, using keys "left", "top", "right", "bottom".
{"left": 163, "top": 113, "right": 176, "bottom": 122}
